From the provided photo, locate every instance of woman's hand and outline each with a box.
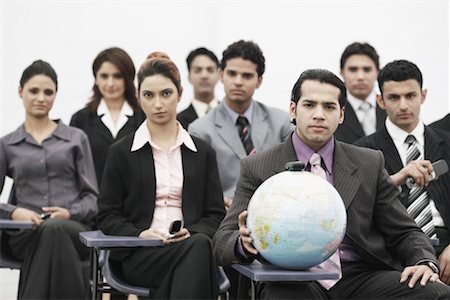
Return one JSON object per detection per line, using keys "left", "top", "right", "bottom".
{"left": 166, "top": 228, "right": 190, "bottom": 245}
{"left": 42, "top": 206, "right": 71, "bottom": 220}
{"left": 139, "top": 229, "right": 168, "bottom": 240}
{"left": 11, "top": 207, "right": 42, "bottom": 225}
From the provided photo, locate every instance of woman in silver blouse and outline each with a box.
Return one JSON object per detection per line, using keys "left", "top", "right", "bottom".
{"left": 0, "top": 60, "right": 98, "bottom": 299}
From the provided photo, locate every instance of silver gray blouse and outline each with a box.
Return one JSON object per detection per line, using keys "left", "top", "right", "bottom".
{"left": 0, "top": 121, "right": 98, "bottom": 223}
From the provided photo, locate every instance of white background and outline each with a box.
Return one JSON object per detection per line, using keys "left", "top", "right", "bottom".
{"left": 0, "top": 1, "right": 449, "bottom": 298}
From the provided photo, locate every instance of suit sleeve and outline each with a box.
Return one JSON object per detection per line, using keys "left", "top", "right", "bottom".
{"left": 372, "top": 151, "right": 438, "bottom": 266}
{"left": 213, "top": 158, "right": 260, "bottom": 266}
{"left": 186, "top": 147, "right": 226, "bottom": 238}
{"left": 96, "top": 146, "right": 143, "bottom": 237}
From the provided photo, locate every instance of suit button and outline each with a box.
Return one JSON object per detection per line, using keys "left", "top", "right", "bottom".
{"left": 400, "top": 192, "right": 407, "bottom": 198}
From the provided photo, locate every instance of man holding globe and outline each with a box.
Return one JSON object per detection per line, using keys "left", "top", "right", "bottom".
{"left": 213, "top": 68, "right": 450, "bottom": 299}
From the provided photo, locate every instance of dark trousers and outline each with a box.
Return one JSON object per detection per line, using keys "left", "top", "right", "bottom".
{"left": 7, "top": 218, "right": 90, "bottom": 300}
{"left": 434, "top": 226, "right": 450, "bottom": 257}
{"left": 114, "top": 233, "right": 219, "bottom": 299}
{"left": 258, "top": 260, "right": 450, "bottom": 299}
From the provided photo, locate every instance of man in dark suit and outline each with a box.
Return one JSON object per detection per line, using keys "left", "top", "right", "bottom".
{"left": 177, "top": 47, "right": 219, "bottom": 129}
{"left": 430, "top": 114, "right": 450, "bottom": 131}
{"left": 213, "top": 68, "right": 450, "bottom": 299}
{"left": 355, "top": 60, "right": 450, "bottom": 284}
{"left": 334, "top": 42, "right": 386, "bottom": 143}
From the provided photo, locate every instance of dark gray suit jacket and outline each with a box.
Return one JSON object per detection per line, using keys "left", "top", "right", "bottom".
{"left": 213, "top": 137, "right": 437, "bottom": 271}
{"left": 334, "top": 101, "right": 386, "bottom": 144}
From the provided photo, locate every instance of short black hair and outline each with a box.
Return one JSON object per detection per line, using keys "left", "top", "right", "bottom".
{"left": 20, "top": 60, "right": 58, "bottom": 90}
{"left": 186, "top": 47, "right": 219, "bottom": 72}
{"left": 378, "top": 59, "right": 423, "bottom": 95}
{"left": 291, "top": 69, "right": 347, "bottom": 108}
{"left": 340, "top": 42, "right": 380, "bottom": 70}
{"left": 220, "top": 40, "right": 265, "bottom": 77}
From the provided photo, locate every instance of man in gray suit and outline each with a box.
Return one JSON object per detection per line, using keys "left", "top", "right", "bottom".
{"left": 213, "top": 69, "right": 450, "bottom": 299}
{"left": 189, "top": 40, "right": 292, "bottom": 210}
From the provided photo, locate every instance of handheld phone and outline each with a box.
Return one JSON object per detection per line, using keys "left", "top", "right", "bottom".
{"left": 168, "top": 220, "right": 183, "bottom": 239}
{"left": 40, "top": 213, "right": 51, "bottom": 220}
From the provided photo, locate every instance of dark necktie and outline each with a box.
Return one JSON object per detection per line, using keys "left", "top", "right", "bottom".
{"left": 405, "top": 135, "right": 436, "bottom": 238}
{"left": 236, "top": 116, "right": 254, "bottom": 155}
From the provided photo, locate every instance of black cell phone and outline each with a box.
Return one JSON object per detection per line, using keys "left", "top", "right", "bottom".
{"left": 168, "top": 220, "right": 183, "bottom": 239}
{"left": 40, "top": 213, "right": 51, "bottom": 220}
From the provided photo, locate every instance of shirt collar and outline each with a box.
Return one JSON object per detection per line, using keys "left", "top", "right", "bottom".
{"left": 191, "top": 98, "right": 219, "bottom": 117}
{"left": 292, "top": 131, "right": 334, "bottom": 175}
{"left": 131, "top": 120, "right": 197, "bottom": 153}
{"left": 385, "top": 117, "right": 425, "bottom": 146}
{"left": 222, "top": 99, "right": 254, "bottom": 125}
{"left": 6, "top": 120, "right": 70, "bottom": 145}
{"left": 347, "top": 89, "right": 377, "bottom": 110}
{"left": 97, "top": 99, "right": 134, "bottom": 117}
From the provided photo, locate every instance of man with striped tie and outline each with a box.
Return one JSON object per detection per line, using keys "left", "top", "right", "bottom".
{"left": 356, "top": 59, "right": 450, "bottom": 284}
{"left": 214, "top": 68, "right": 450, "bottom": 299}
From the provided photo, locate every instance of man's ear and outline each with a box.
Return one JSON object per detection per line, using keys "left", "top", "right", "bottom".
{"left": 339, "top": 106, "right": 345, "bottom": 124}
{"left": 376, "top": 94, "right": 386, "bottom": 110}
{"left": 421, "top": 89, "right": 427, "bottom": 105}
{"left": 18, "top": 86, "right": 23, "bottom": 98}
{"left": 256, "top": 76, "right": 263, "bottom": 89}
{"left": 219, "top": 69, "right": 224, "bottom": 83}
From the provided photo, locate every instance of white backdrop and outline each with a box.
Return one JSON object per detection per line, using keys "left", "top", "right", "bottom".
{"left": 1, "top": 0, "right": 449, "bottom": 202}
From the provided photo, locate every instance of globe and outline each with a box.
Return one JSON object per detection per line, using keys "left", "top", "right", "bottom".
{"left": 246, "top": 170, "right": 347, "bottom": 270}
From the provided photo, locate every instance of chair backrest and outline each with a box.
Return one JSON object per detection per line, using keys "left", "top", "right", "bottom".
{"left": 102, "top": 250, "right": 151, "bottom": 297}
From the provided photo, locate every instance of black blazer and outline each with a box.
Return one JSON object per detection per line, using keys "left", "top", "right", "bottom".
{"left": 335, "top": 102, "right": 386, "bottom": 144}
{"left": 70, "top": 107, "right": 146, "bottom": 186}
{"left": 96, "top": 133, "right": 225, "bottom": 243}
{"left": 430, "top": 114, "right": 450, "bottom": 132}
{"left": 177, "top": 104, "right": 198, "bottom": 129}
{"left": 355, "top": 125, "right": 450, "bottom": 230}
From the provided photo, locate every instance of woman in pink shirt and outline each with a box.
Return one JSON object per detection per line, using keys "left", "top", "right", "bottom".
{"left": 97, "top": 52, "right": 226, "bottom": 299}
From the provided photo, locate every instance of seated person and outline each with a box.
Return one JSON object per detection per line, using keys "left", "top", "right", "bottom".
{"left": 0, "top": 60, "right": 98, "bottom": 299}
{"left": 96, "top": 52, "right": 226, "bottom": 299}
{"left": 213, "top": 68, "right": 450, "bottom": 299}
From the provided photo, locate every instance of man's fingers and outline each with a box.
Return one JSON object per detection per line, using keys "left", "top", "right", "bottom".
{"left": 243, "top": 242, "right": 258, "bottom": 255}
{"left": 238, "top": 210, "right": 248, "bottom": 227}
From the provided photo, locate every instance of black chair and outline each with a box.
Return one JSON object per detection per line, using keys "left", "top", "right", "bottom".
{"left": 80, "top": 230, "right": 231, "bottom": 300}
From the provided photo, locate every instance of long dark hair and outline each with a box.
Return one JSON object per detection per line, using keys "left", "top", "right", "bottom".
{"left": 88, "top": 47, "right": 139, "bottom": 113}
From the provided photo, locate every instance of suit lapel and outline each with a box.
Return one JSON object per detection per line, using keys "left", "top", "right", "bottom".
{"left": 138, "top": 144, "right": 156, "bottom": 210}
{"left": 181, "top": 145, "right": 196, "bottom": 219}
{"left": 215, "top": 104, "right": 247, "bottom": 159}
{"left": 275, "top": 138, "right": 297, "bottom": 174}
{"left": 376, "top": 126, "right": 403, "bottom": 174}
{"left": 333, "top": 142, "right": 359, "bottom": 209}
{"left": 424, "top": 126, "right": 446, "bottom": 161}
{"left": 344, "top": 104, "right": 365, "bottom": 138}
{"left": 251, "top": 103, "right": 269, "bottom": 151}
{"left": 93, "top": 115, "right": 114, "bottom": 143}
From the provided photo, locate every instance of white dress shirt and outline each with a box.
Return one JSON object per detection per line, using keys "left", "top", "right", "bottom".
{"left": 347, "top": 90, "right": 377, "bottom": 135}
{"left": 97, "top": 99, "right": 134, "bottom": 139}
{"left": 385, "top": 118, "right": 444, "bottom": 226}
{"left": 192, "top": 98, "right": 219, "bottom": 118}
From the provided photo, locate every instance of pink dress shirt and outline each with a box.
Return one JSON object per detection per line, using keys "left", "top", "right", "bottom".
{"left": 131, "top": 120, "right": 197, "bottom": 234}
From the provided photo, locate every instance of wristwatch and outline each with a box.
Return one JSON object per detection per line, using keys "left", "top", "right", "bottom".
{"left": 426, "top": 261, "right": 440, "bottom": 273}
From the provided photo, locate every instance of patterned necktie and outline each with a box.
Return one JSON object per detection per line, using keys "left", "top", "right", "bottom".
{"left": 236, "top": 116, "right": 254, "bottom": 155}
{"left": 404, "top": 135, "right": 437, "bottom": 238}
{"left": 359, "top": 101, "right": 375, "bottom": 135}
{"left": 309, "top": 153, "right": 342, "bottom": 289}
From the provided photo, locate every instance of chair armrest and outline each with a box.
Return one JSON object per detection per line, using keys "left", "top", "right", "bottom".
{"left": 0, "top": 219, "right": 35, "bottom": 230}
{"left": 79, "top": 230, "right": 164, "bottom": 248}
{"left": 232, "top": 261, "right": 341, "bottom": 282}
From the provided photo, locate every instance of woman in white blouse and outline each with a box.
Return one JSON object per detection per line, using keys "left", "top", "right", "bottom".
{"left": 70, "top": 47, "right": 145, "bottom": 186}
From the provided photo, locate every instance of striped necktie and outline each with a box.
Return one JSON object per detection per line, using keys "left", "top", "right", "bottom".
{"left": 309, "top": 153, "right": 342, "bottom": 289}
{"left": 236, "top": 116, "right": 254, "bottom": 155}
{"left": 405, "top": 135, "right": 437, "bottom": 238}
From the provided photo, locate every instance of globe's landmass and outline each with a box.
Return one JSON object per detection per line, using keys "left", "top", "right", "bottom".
{"left": 247, "top": 170, "right": 347, "bottom": 270}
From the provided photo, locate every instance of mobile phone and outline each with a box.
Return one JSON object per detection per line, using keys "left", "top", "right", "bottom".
{"left": 40, "top": 213, "right": 51, "bottom": 220}
{"left": 168, "top": 220, "right": 183, "bottom": 239}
